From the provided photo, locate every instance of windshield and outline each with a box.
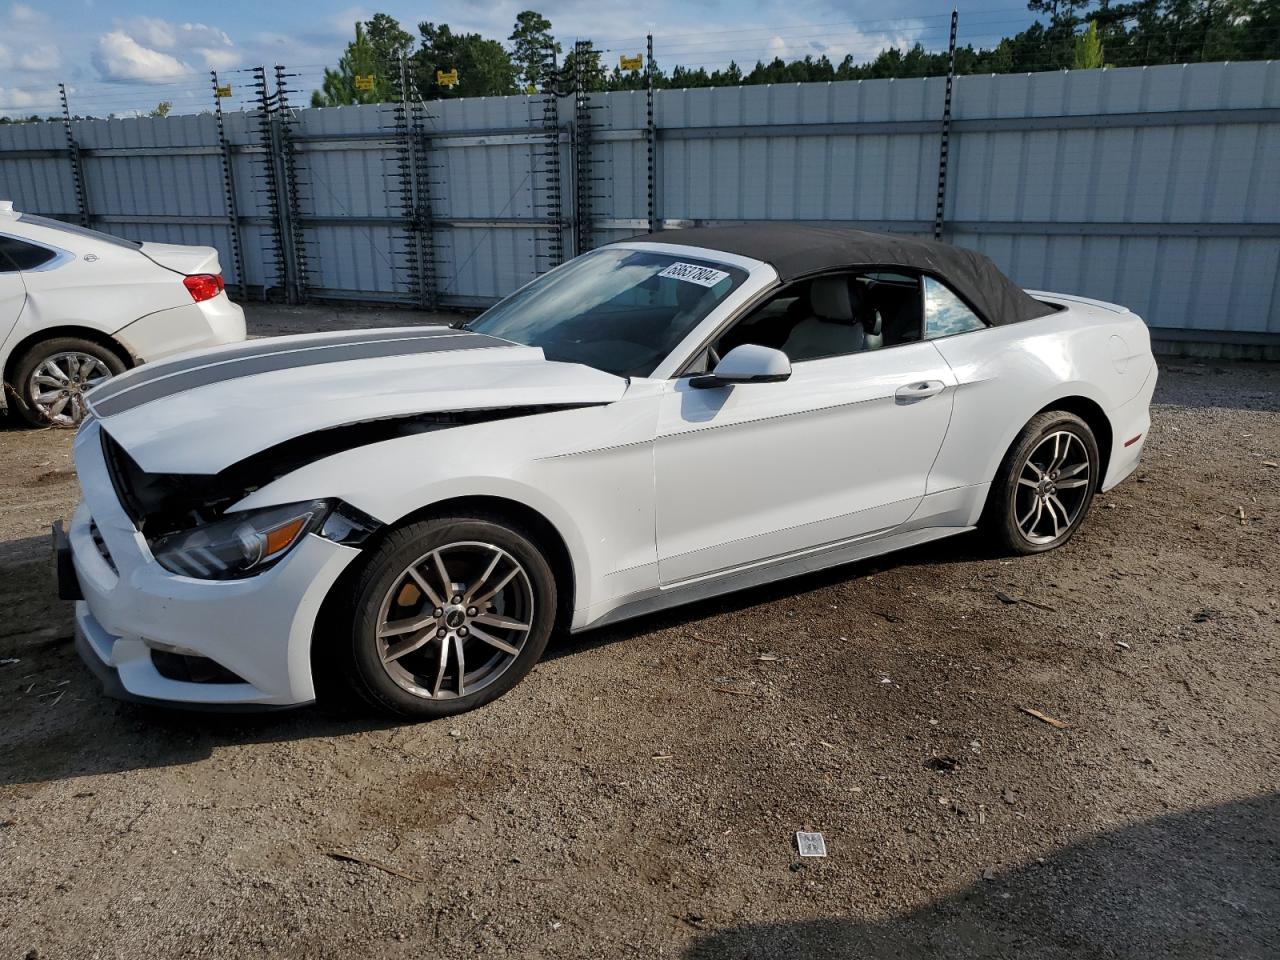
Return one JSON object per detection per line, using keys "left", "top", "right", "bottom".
{"left": 466, "top": 247, "right": 747, "bottom": 377}
{"left": 17, "top": 213, "right": 141, "bottom": 249}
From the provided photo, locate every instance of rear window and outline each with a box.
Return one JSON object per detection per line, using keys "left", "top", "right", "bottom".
{"left": 0, "top": 235, "right": 58, "bottom": 271}
{"left": 17, "top": 213, "right": 141, "bottom": 249}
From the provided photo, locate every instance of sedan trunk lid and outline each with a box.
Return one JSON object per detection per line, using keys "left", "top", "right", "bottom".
{"left": 140, "top": 241, "right": 222, "bottom": 276}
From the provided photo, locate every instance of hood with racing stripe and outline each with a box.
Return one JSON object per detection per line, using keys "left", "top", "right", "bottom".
{"left": 87, "top": 326, "right": 628, "bottom": 475}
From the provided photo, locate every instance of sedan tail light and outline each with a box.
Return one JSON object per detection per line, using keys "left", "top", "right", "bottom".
{"left": 183, "top": 273, "right": 225, "bottom": 302}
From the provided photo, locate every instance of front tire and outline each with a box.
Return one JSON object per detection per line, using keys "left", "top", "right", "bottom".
{"left": 10, "top": 336, "right": 126, "bottom": 427}
{"left": 985, "top": 410, "right": 1100, "bottom": 555}
{"left": 332, "top": 514, "right": 557, "bottom": 720}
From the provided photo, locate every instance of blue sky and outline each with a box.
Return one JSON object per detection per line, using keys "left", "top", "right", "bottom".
{"left": 0, "top": 0, "right": 1041, "bottom": 117}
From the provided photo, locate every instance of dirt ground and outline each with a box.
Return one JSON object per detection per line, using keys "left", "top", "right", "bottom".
{"left": 1, "top": 305, "right": 1277, "bottom": 959}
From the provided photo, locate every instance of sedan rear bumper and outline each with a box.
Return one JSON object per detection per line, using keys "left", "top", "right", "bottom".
{"left": 114, "top": 292, "right": 246, "bottom": 363}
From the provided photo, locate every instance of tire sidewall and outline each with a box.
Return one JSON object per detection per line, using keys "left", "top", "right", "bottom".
{"left": 341, "top": 516, "right": 557, "bottom": 719}
{"left": 11, "top": 337, "right": 127, "bottom": 427}
{"left": 995, "top": 412, "right": 1100, "bottom": 554}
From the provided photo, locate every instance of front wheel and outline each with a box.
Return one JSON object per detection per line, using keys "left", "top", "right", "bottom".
{"left": 331, "top": 514, "right": 557, "bottom": 720}
{"left": 985, "top": 411, "right": 1100, "bottom": 554}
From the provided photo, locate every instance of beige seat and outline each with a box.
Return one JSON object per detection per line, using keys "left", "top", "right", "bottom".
{"left": 780, "top": 276, "right": 866, "bottom": 361}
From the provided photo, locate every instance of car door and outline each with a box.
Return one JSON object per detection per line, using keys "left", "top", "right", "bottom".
{"left": 652, "top": 272, "right": 957, "bottom": 586}
{"left": 0, "top": 237, "right": 31, "bottom": 348}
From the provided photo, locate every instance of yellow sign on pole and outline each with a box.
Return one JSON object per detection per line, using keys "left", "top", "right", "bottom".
{"left": 619, "top": 54, "right": 643, "bottom": 71}
{"left": 437, "top": 68, "right": 459, "bottom": 88}
{"left": 354, "top": 74, "right": 376, "bottom": 92}
{"left": 214, "top": 84, "right": 232, "bottom": 98}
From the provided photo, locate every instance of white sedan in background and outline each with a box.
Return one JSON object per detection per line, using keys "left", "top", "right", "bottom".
{"left": 59, "top": 225, "right": 1155, "bottom": 720}
{"left": 0, "top": 200, "right": 245, "bottom": 426}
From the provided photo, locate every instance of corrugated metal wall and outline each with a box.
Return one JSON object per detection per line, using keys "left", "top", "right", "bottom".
{"left": 1, "top": 61, "right": 1276, "bottom": 341}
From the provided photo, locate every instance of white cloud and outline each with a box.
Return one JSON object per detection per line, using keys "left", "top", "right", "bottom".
{"left": 9, "top": 2, "right": 42, "bottom": 24}
{"left": 94, "top": 30, "right": 193, "bottom": 81}
{"left": 199, "top": 47, "right": 241, "bottom": 71}
{"left": 0, "top": 86, "right": 48, "bottom": 111}
{"left": 130, "top": 16, "right": 177, "bottom": 50}
{"left": 17, "top": 43, "right": 59, "bottom": 72}
{"left": 112, "top": 18, "right": 240, "bottom": 74}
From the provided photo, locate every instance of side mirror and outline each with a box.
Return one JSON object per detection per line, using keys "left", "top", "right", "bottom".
{"left": 690, "top": 344, "right": 792, "bottom": 389}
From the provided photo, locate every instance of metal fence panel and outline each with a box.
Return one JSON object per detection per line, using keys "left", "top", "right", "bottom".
{"left": 0, "top": 62, "right": 1276, "bottom": 339}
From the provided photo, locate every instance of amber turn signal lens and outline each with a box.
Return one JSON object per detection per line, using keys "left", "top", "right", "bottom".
{"left": 263, "top": 516, "right": 309, "bottom": 557}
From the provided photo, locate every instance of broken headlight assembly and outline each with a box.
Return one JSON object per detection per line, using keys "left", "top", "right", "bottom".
{"left": 148, "top": 499, "right": 379, "bottom": 580}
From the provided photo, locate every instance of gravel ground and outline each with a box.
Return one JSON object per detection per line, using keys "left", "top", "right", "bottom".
{"left": 1, "top": 306, "right": 1277, "bottom": 959}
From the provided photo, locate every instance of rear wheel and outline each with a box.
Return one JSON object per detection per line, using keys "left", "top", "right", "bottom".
{"left": 985, "top": 411, "right": 1100, "bottom": 554}
{"left": 10, "top": 337, "right": 125, "bottom": 427}
{"left": 332, "top": 514, "right": 557, "bottom": 719}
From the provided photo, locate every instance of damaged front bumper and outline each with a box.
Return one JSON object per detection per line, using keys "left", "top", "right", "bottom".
{"left": 66, "top": 419, "right": 363, "bottom": 709}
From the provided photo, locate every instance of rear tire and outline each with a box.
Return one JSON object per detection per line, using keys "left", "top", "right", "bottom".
{"left": 984, "top": 410, "right": 1100, "bottom": 555}
{"left": 329, "top": 513, "right": 557, "bottom": 720}
{"left": 10, "top": 336, "right": 126, "bottom": 427}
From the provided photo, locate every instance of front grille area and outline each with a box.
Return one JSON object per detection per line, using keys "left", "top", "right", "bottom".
{"left": 88, "top": 520, "right": 117, "bottom": 574}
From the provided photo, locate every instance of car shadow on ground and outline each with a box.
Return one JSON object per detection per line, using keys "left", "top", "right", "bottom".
{"left": 681, "top": 793, "right": 1280, "bottom": 960}
{"left": 542, "top": 529, "right": 996, "bottom": 664}
{"left": 1, "top": 528, "right": 991, "bottom": 787}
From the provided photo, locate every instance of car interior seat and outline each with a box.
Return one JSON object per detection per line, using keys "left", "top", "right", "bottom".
{"left": 779, "top": 275, "right": 866, "bottom": 361}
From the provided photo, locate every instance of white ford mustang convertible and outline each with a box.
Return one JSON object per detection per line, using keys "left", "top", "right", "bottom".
{"left": 57, "top": 225, "right": 1156, "bottom": 718}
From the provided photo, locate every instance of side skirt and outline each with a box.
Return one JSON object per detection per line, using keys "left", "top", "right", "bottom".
{"left": 579, "top": 524, "right": 973, "bottom": 632}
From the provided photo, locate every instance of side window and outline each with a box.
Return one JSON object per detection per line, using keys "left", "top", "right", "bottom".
{"left": 0, "top": 236, "right": 57, "bottom": 272}
{"left": 924, "top": 276, "right": 986, "bottom": 338}
{"left": 706, "top": 270, "right": 928, "bottom": 368}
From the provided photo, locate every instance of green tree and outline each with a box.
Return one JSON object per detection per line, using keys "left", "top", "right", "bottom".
{"left": 564, "top": 42, "right": 607, "bottom": 92}
{"left": 365, "top": 12, "right": 414, "bottom": 63}
{"left": 414, "top": 22, "right": 519, "bottom": 99}
{"left": 1073, "top": 20, "right": 1106, "bottom": 67}
{"left": 509, "top": 11, "right": 559, "bottom": 90}
{"left": 149, "top": 101, "right": 172, "bottom": 118}
{"left": 312, "top": 22, "right": 384, "bottom": 106}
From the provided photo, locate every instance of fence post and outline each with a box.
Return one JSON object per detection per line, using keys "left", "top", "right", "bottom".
{"left": 251, "top": 67, "right": 284, "bottom": 301}
{"left": 572, "top": 39, "right": 598, "bottom": 255}
{"left": 533, "top": 41, "right": 565, "bottom": 273}
{"left": 933, "top": 9, "right": 958, "bottom": 242}
{"left": 646, "top": 34, "right": 657, "bottom": 234}
{"left": 58, "top": 84, "right": 90, "bottom": 228}
{"left": 274, "top": 65, "right": 309, "bottom": 304}
{"left": 388, "top": 56, "right": 438, "bottom": 310}
{"left": 210, "top": 71, "right": 246, "bottom": 295}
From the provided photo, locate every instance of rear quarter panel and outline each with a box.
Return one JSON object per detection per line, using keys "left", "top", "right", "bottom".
{"left": 0, "top": 238, "right": 190, "bottom": 370}
{"left": 928, "top": 299, "right": 1154, "bottom": 496}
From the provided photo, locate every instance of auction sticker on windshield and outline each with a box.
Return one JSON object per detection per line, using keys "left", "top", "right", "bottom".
{"left": 659, "top": 262, "right": 731, "bottom": 287}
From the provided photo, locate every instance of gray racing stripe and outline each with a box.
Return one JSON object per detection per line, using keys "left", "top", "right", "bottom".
{"left": 90, "top": 326, "right": 460, "bottom": 405}
{"left": 91, "top": 332, "right": 513, "bottom": 418}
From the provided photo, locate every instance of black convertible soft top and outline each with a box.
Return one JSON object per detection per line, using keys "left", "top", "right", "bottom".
{"left": 637, "top": 224, "right": 1053, "bottom": 326}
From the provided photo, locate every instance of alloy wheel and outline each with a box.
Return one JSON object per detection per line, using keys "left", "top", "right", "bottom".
{"left": 1014, "top": 430, "right": 1092, "bottom": 545}
{"left": 28, "top": 351, "right": 112, "bottom": 426}
{"left": 374, "top": 541, "right": 535, "bottom": 700}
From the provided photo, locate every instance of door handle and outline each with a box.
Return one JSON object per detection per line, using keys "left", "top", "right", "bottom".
{"left": 895, "top": 380, "right": 946, "bottom": 404}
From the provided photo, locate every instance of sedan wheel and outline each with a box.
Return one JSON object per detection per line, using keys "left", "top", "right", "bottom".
{"left": 10, "top": 336, "right": 126, "bottom": 428}
{"left": 28, "top": 352, "right": 113, "bottom": 426}
{"left": 986, "top": 410, "right": 1100, "bottom": 554}
{"left": 334, "top": 515, "right": 557, "bottom": 719}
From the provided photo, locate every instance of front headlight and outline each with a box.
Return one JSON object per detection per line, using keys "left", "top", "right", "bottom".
{"left": 149, "top": 499, "right": 330, "bottom": 579}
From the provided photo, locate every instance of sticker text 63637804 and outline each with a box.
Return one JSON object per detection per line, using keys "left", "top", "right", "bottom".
{"left": 658, "top": 262, "right": 731, "bottom": 288}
